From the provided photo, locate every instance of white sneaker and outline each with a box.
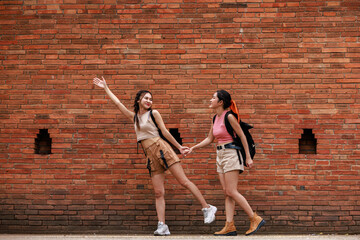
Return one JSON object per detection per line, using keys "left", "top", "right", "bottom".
{"left": 202, "top": 204, "right": 217, "bottom": 224}
{"left": 154, "top": 221, "right": 170, "bottom": 236}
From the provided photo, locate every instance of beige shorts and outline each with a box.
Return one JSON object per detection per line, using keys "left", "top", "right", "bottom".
{"left": 216, "top": 144, "right": 244, "bottom": 174}
{"left": 143, "top": 137, "right": 180, "bottom": 176}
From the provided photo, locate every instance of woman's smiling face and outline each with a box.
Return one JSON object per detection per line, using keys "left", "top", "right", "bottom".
{"left": 140, "top": 92, "right": 153, "bottom": 110}
{"left": 210, "top": 92, "right": 222, "bottom": 109}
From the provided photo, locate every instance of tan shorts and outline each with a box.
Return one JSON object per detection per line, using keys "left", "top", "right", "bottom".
{"left": 216, "top": 144, "right": 244, "bottom": 174}
{"left": 142, "top": 137, "right": 180, "bottom": 176}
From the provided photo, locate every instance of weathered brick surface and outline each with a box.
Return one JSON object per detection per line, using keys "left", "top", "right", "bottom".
{"left": 1, "top": 0, "right": 359, "bottom": 234}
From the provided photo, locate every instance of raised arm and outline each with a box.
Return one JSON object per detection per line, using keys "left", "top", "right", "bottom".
{"left": 93, "top": 76, "right": 135, "bottom": 122}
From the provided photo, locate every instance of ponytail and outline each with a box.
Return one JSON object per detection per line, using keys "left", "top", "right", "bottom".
{"left": 230, "top": 100, "right": 240, "bottom": 123}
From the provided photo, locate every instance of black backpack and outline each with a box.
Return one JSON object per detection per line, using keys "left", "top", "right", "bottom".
{"left": 213, "top": 111, "right": 256, "bottom": 165}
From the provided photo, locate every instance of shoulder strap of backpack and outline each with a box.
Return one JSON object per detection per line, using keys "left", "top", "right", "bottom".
{"left": 224, "top": 111, "right": 238, "bottom": 141}
{"left": 149, "top": 110, "right": 159, "bottom": 129}
{"left": 149, "top": 109, "right": 166, "bottom": 140}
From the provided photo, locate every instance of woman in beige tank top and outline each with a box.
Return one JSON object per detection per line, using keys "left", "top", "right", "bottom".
{"left": 93, "top": 76, "right": 217, "bottom": 236}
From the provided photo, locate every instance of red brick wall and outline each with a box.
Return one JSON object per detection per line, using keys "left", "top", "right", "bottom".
{"left": 1, "top": 0, "right": 359, "bottom": 234}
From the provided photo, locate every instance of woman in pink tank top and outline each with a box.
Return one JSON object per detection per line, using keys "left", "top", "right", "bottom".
{"left": 188, "top": 90, "right": 265, "bottom": 236}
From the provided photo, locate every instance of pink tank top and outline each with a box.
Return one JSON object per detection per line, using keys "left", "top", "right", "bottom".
{"left": 213, "top": 111, "right": 234, "bottom": 144}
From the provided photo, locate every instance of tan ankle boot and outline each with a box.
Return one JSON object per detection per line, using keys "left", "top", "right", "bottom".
{"left": 214, "top": 221, "right": 237, "bottom": 236}
{"left": 245, "top": 212, "right": 266, "bottom": 236}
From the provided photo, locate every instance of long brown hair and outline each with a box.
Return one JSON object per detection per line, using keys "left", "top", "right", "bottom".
{"left": 133, "top": 90, "right": 152, "bottom": 129}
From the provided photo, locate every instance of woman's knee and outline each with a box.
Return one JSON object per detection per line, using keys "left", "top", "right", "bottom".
{"left": 154, "top": 188, "right": 165, "bottom": 199}
{"left": 179, "top": 179, "right": 192, "bottom": 189}
{"left": 225, "top": 189, "right": 238, "bottom": 198}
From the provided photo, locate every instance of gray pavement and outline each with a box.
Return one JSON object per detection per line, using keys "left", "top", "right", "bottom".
{"left": 0, "top": 235, "right": 359, "bottom": 240}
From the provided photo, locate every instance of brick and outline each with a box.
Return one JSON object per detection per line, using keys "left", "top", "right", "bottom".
{"left": 1, "top": 0, "right": 359, "bottom": 235}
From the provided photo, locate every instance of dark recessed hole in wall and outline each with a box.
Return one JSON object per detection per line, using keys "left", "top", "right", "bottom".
{"left": 169, "top": 128, "right": 182, "bottom": 154}
{"left": 35, "top": 129, "right": 52, "bottom": 155}
{"left": 299, "top": 129, "right": 316, "bottom": 154}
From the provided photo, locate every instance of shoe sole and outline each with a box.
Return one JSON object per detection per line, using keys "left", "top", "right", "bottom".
{"left": 154, "top": 230, "right": 170, "bottom": 236}
{"left": 214, "top": 231, "right": 237, "bottom": 236}
{"left": 245, "top": 219, "right": 266, "bottom": 236}
{"left": 204, "top": 207, "right": 217, "bottom": 224}
{"left": 154, "top": 232, "right": 170, "bottom": 236}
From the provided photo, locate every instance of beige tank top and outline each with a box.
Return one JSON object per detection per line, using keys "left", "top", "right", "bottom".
{"left": 134, "top": 110, "right": 160, "bottom": 142}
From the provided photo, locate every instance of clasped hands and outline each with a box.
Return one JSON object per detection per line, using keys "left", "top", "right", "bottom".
{"left": 179, "top": 146, "right": 193, "bottom": 157}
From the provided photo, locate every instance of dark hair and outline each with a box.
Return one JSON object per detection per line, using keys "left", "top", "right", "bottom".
{"left": 216, "top": 90, "right": 232, "bottom": 109}
{"left": 134, "top": 90, "right": 152, "bottom": 129}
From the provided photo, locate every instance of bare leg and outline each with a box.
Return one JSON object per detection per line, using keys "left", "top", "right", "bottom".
{"left": 218, "top": 173, "right": 236, "bottom": 222}
{"left": 151, "top": 173, "right": 166, "bottom": 223}
{"left": 224, "top": 170, "right": 254, "bottom": 218}
{"left": 168, "top": 162, "right": 209, "bottom": 209}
